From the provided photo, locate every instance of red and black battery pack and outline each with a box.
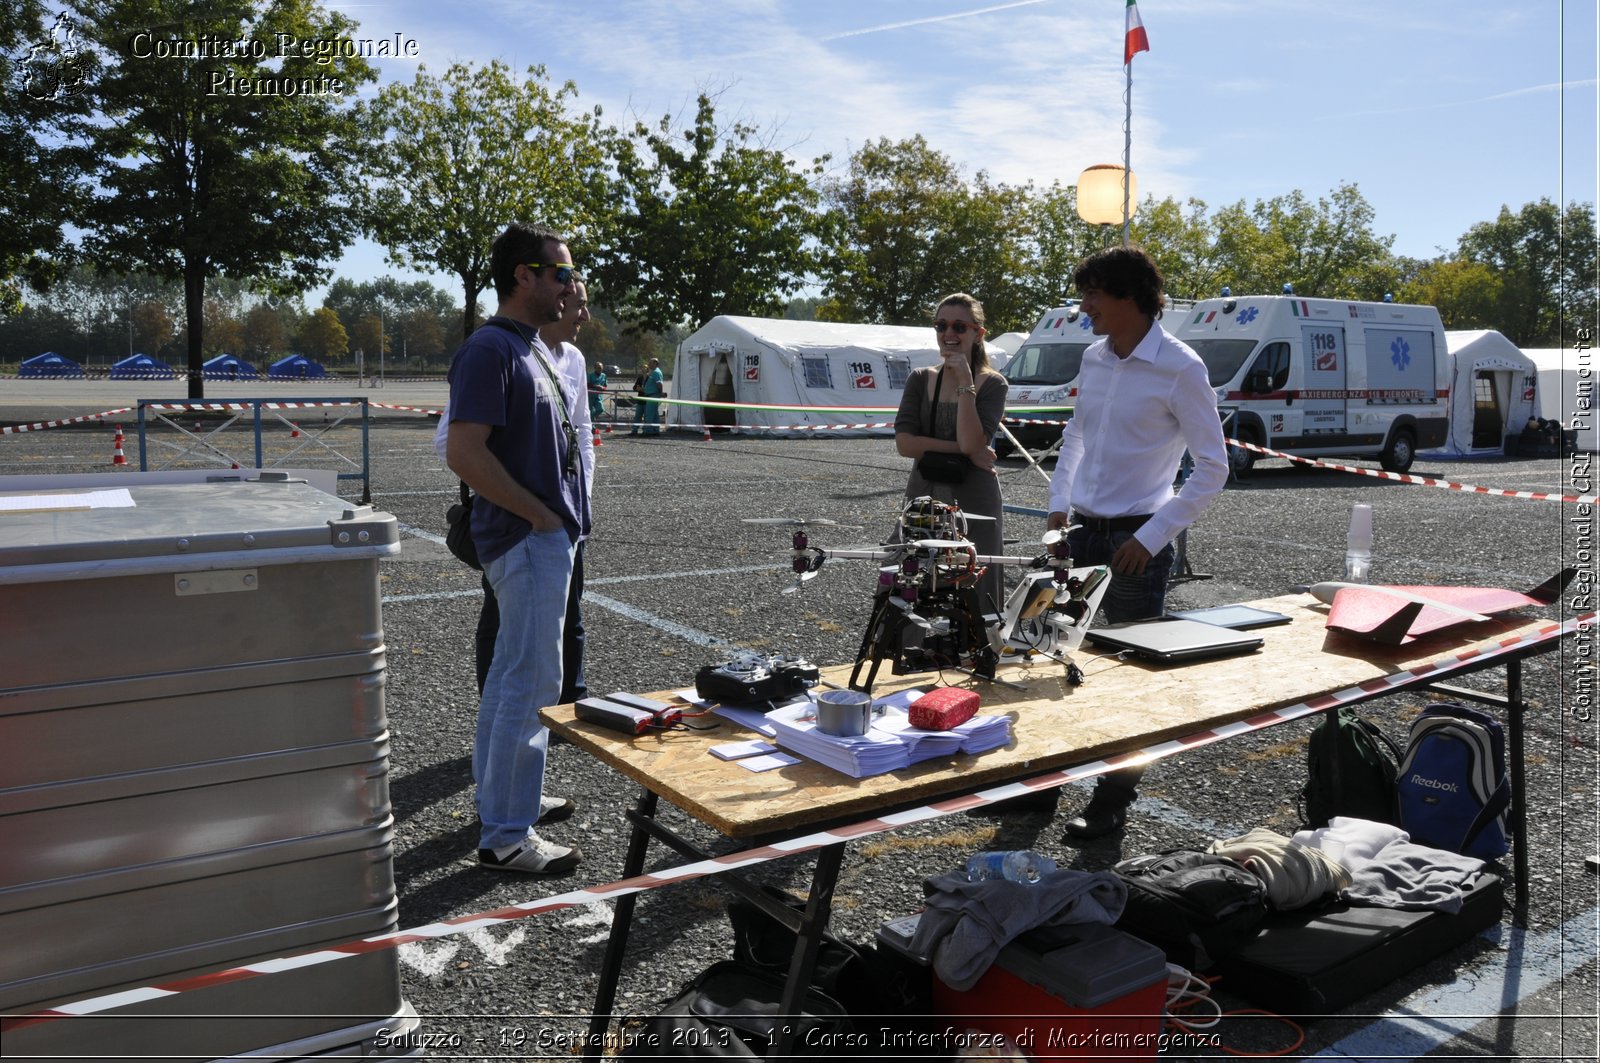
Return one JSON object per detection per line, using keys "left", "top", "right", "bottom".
{"left": 574, "top": 696, "right": 683, "bottom": 735}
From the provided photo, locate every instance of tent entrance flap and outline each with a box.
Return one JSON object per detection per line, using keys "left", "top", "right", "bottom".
{"left": 1472, "top": 370, "right": 1509, "bottom": 448}
{"left": 704, "top": 351, "right": 737, "bottom": 429}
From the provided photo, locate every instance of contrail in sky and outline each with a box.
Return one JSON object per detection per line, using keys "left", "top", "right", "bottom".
{"left": 818, "top": 0, "right": 1053, "bottom": 42}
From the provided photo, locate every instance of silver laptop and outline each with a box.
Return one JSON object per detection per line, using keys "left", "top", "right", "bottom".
{"left": 1084, "top": 617, "right": 1264, "bottom": 662}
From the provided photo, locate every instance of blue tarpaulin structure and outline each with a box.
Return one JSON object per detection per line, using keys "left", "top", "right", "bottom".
{"left": 110, "top": 353, "right": 176, "bottom": 379}
{"left": 202, "top": 353, "right": 258, "bottom": 379}
{"left": 268, "top": 353, "right": 327, "bottom": 379}
{"left": 19, "top": 352, "right": 85, "bottom": 378}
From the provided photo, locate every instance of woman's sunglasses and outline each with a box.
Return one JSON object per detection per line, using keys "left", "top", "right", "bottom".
{"left": 933, "top": 320, "right": 974, "bottom": 335}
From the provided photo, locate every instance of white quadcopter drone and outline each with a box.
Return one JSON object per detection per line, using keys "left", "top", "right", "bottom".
{"left": 748, "top": 496, "right": 1111, "bottom": 693}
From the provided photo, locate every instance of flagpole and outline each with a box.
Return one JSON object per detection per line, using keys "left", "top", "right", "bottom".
{"left": 1121, "top": 59, "right": 1133, "bottom": 247}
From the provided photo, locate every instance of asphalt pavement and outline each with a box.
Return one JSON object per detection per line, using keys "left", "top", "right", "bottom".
{"left": 3, "top": 395, "right": 1597, "bottom": 1061}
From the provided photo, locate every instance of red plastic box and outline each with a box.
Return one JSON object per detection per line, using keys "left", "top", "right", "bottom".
{"left": 886, "top": 918, "right": 1168, "bottom": 1059}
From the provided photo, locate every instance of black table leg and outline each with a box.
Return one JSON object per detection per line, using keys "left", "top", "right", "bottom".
{"left": 584, "top": 788, "right": 658, "bottom": 1062}
{"left": 1507, "top": 658, "right": 1529, "bottom": 928}
{"left": 768, "top": 841, "right": 846, "bottom": 1062}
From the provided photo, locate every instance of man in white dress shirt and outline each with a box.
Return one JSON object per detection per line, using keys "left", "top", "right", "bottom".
{"left": 1044, "top": 246, "right": 1229, "bottom": 840}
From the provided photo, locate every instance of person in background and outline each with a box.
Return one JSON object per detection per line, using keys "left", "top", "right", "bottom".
{"left": 588, "top": 360, "right": 608, "bottom": 430}
{"left": 1045, "top": 246, "right": 1229, "bottom": 840}
{"left": 633, "top": 357, "right": 664, "bottom": 435}
{"left": 443, "top": 222, "right": 586, "bottom": 875}
{"left": 892, "top": 292, "right": 1009, "bottom": 613}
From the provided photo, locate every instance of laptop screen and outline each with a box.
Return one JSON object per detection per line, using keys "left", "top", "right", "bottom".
{"left": 1084, "top": 617, "right": 1265, "bottom": 662}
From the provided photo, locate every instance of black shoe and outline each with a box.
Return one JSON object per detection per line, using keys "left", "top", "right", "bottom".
{"left": 1061, "top": 801, "right": 1127, "bottom": 841}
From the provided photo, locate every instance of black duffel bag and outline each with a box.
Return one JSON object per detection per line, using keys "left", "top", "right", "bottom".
{"left": 444, "top": 480, "right": 482, "bottom": 571}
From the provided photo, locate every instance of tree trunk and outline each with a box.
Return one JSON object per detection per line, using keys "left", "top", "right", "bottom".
{"left": 460, "top": 278, "right": 482, "bottom": 342}
{"left": 185, "top": 264, "right": 206, "bottom": 400}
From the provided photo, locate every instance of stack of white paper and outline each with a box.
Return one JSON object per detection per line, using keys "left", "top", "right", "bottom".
{"left": 871, "top": 709, "right": 967, "bottom": 764}
{"left": 951, "top": 712, "right": 1010, "bottom": 754}
{"left": 765, "top": 702, "right": 912, "bottom": 777}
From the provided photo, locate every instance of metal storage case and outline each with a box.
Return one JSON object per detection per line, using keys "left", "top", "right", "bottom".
{"left": 0, "top": 477, "right": 419, "bottom": 1060}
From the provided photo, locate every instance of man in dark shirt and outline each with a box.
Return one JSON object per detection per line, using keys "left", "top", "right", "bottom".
{"left": 445, "top": 223, "right": 588, "bottom": 874}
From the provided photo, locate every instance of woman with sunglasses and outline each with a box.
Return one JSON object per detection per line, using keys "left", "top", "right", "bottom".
{"left": 893, "top": 292, "right": 1010, "bottom": 612}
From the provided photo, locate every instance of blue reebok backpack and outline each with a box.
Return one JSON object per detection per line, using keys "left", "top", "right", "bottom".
{"left": 1397, "top": 703, "right": 1510, "bottom": 860}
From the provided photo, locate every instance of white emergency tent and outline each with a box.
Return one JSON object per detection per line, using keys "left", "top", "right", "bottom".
{"left": 1436, "top": 331, "right": 1540, "bottom": 455}
{"left": 986, "top": 331, "right": 1026, "bottom": 374}
{"left": 1523, "top": 347, "right": 1597, "bottom": 452}
{"left": 670, "top": 316, "right": 945, "bottom": 436}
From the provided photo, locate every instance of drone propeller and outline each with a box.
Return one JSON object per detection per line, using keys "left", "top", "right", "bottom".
{"left": 959, "top": 512, "right": 997, "bottom": 521}
{"left": 743, "top": 517, "right": 863, "bottom": 529}
{"left": 914, "top": 539, "right": 973, "bottom": 550}
{"left": 1039, "top": 524, "right": 1082, "bottom": 546}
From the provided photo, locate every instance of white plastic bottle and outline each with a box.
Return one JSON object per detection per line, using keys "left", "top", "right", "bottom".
{"left": 1343, "top": 503, "right": 1373, "bottom": 582}
{"left": 964, "top": 849, "right": 1057, "bottom": 884}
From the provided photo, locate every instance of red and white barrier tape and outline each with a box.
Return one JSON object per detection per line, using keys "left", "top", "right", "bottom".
{"left": 143, "top": 401, "right": 363, "bottom": 412}
{"left": 1235, "top": 439, "right": 1595, "bottom": 504}
{"left": 4, "top": 611, "right": 1583, "bottom": 1033}
{"left": 370, "top": 402, "right": 445, "bottom": 416}
{"left": 0, "top": 408, "right": 135, "bottom": 435}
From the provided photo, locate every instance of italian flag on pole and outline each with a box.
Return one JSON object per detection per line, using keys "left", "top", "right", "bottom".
{"left": 1125, "top": 0, "right": 1150, "bottom": 65}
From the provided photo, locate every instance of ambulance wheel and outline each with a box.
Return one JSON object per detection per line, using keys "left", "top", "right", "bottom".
{"left": 994, "top": 437, "right": 1016, "bottom": 459}
{"left": 1227, "top": 433, "right": 1257, "bottom": 479}
{"left": 1381, "top": 429, "right": 1416, "bottom": 473}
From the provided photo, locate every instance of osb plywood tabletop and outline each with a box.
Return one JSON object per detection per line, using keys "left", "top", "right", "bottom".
{"left": 542, "top": 594, "right": 1552, "bottom": 838}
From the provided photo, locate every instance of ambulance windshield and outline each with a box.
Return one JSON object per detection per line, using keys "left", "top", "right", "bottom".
{"left": 1187, "top": 339, "right": 1259, "bottom": 387}
{"left": 1005, "top": 342, "right": 1089, "bottom": 386}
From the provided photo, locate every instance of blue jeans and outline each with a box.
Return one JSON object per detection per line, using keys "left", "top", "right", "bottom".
{"left": 475, "top": 527, "right": 575, "bottom": 850}
{"left": 1067, "top": 526, "right": 1175, "bottom": 624}
{"left": 1068, "top": 523, "right": 1175, "bottom": 806}
{"left": 475, "top": 541, "right": 587, "bottom": 703}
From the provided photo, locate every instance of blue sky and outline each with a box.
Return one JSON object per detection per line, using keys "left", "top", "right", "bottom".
{"left": 321, "top": 0, "right": 1598, "bottom": 301}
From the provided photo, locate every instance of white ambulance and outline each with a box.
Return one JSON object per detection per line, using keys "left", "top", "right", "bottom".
{"left": 995, "top": 303, "right": 1097, "bottom": 454}
{"left": 1171, "top": 294, "right": 1450, "bottom": 476}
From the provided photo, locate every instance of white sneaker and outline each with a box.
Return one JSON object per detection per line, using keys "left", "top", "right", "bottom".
{"left": 478, "top": 832, "right": 582, "bottom": 874}
{"left": 539, "top": 794, "right": 575, "bottom": 823}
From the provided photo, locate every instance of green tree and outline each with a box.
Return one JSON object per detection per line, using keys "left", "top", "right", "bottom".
{"left": 1211, "top": 183, "right": 1395, "bottom": 299}
{"left": 131, "top": 298, "right": 174, "bottom": 355}
{"left": 1396, "top": 258, "right": 1503, "bottom": 330}
{"left": 323, "top": 275, "right": 460, "bottom": 361}
{"left": 241, "top": 302, "right": 288, "bottom": 360}
{"left": 1130, "top": 196, "right": 1227, "bottom": 304}
{"left": 590, "top": 93, "right": 825, "bottom": 333}
{"left": 298, "top": 305, "right": 347, "bottom": 362}
{"left": 67, "top": 0, "right": 375, "bottom": 396}
{"left": 1017, "top": 181, "right": 1104, "bottom": 315}
{"left": 0, "top": 1, "right": 90, "bottom": 313}
{"left": 360, "top": 60, "right": 612, "bottom": 340}
{"left": 1458, "top": 199, "right": 1597, "bottom": 346}
{"left": 816, "top": 135, "right": 968, "bottom": 325}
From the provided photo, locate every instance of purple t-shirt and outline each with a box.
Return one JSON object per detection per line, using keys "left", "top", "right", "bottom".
{"left": 446, "top": 319, "right": 590, "bottom": 564}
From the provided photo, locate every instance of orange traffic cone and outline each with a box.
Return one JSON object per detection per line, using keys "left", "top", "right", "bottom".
{"left": 111, "top": 425, "right": 127, "bottom": 467}
{"left": 702, "top": 425, "right": 713, "bottom": 442}
{"left": 290, "top": 422, "right": 300, "bottom": 438}
{"left": 592, "top": 427, "right": 604, "bottom": 448}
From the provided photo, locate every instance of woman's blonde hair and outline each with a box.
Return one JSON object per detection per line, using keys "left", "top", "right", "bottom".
{"left": 936, "top": 292, "right": 993, "bottom": 374}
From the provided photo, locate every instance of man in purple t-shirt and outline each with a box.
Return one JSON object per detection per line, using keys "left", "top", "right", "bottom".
{"left": 445, "top": 223, "right": 588, "bottom": 875}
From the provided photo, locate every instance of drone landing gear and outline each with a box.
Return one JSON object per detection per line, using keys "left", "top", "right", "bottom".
{"left": 847, "top": 586, "right": 1009, "bottom": 695}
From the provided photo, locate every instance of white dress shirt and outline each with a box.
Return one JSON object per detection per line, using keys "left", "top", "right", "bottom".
{"left": 1046, "top": 321, "right": 1228, "bottom": 554}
